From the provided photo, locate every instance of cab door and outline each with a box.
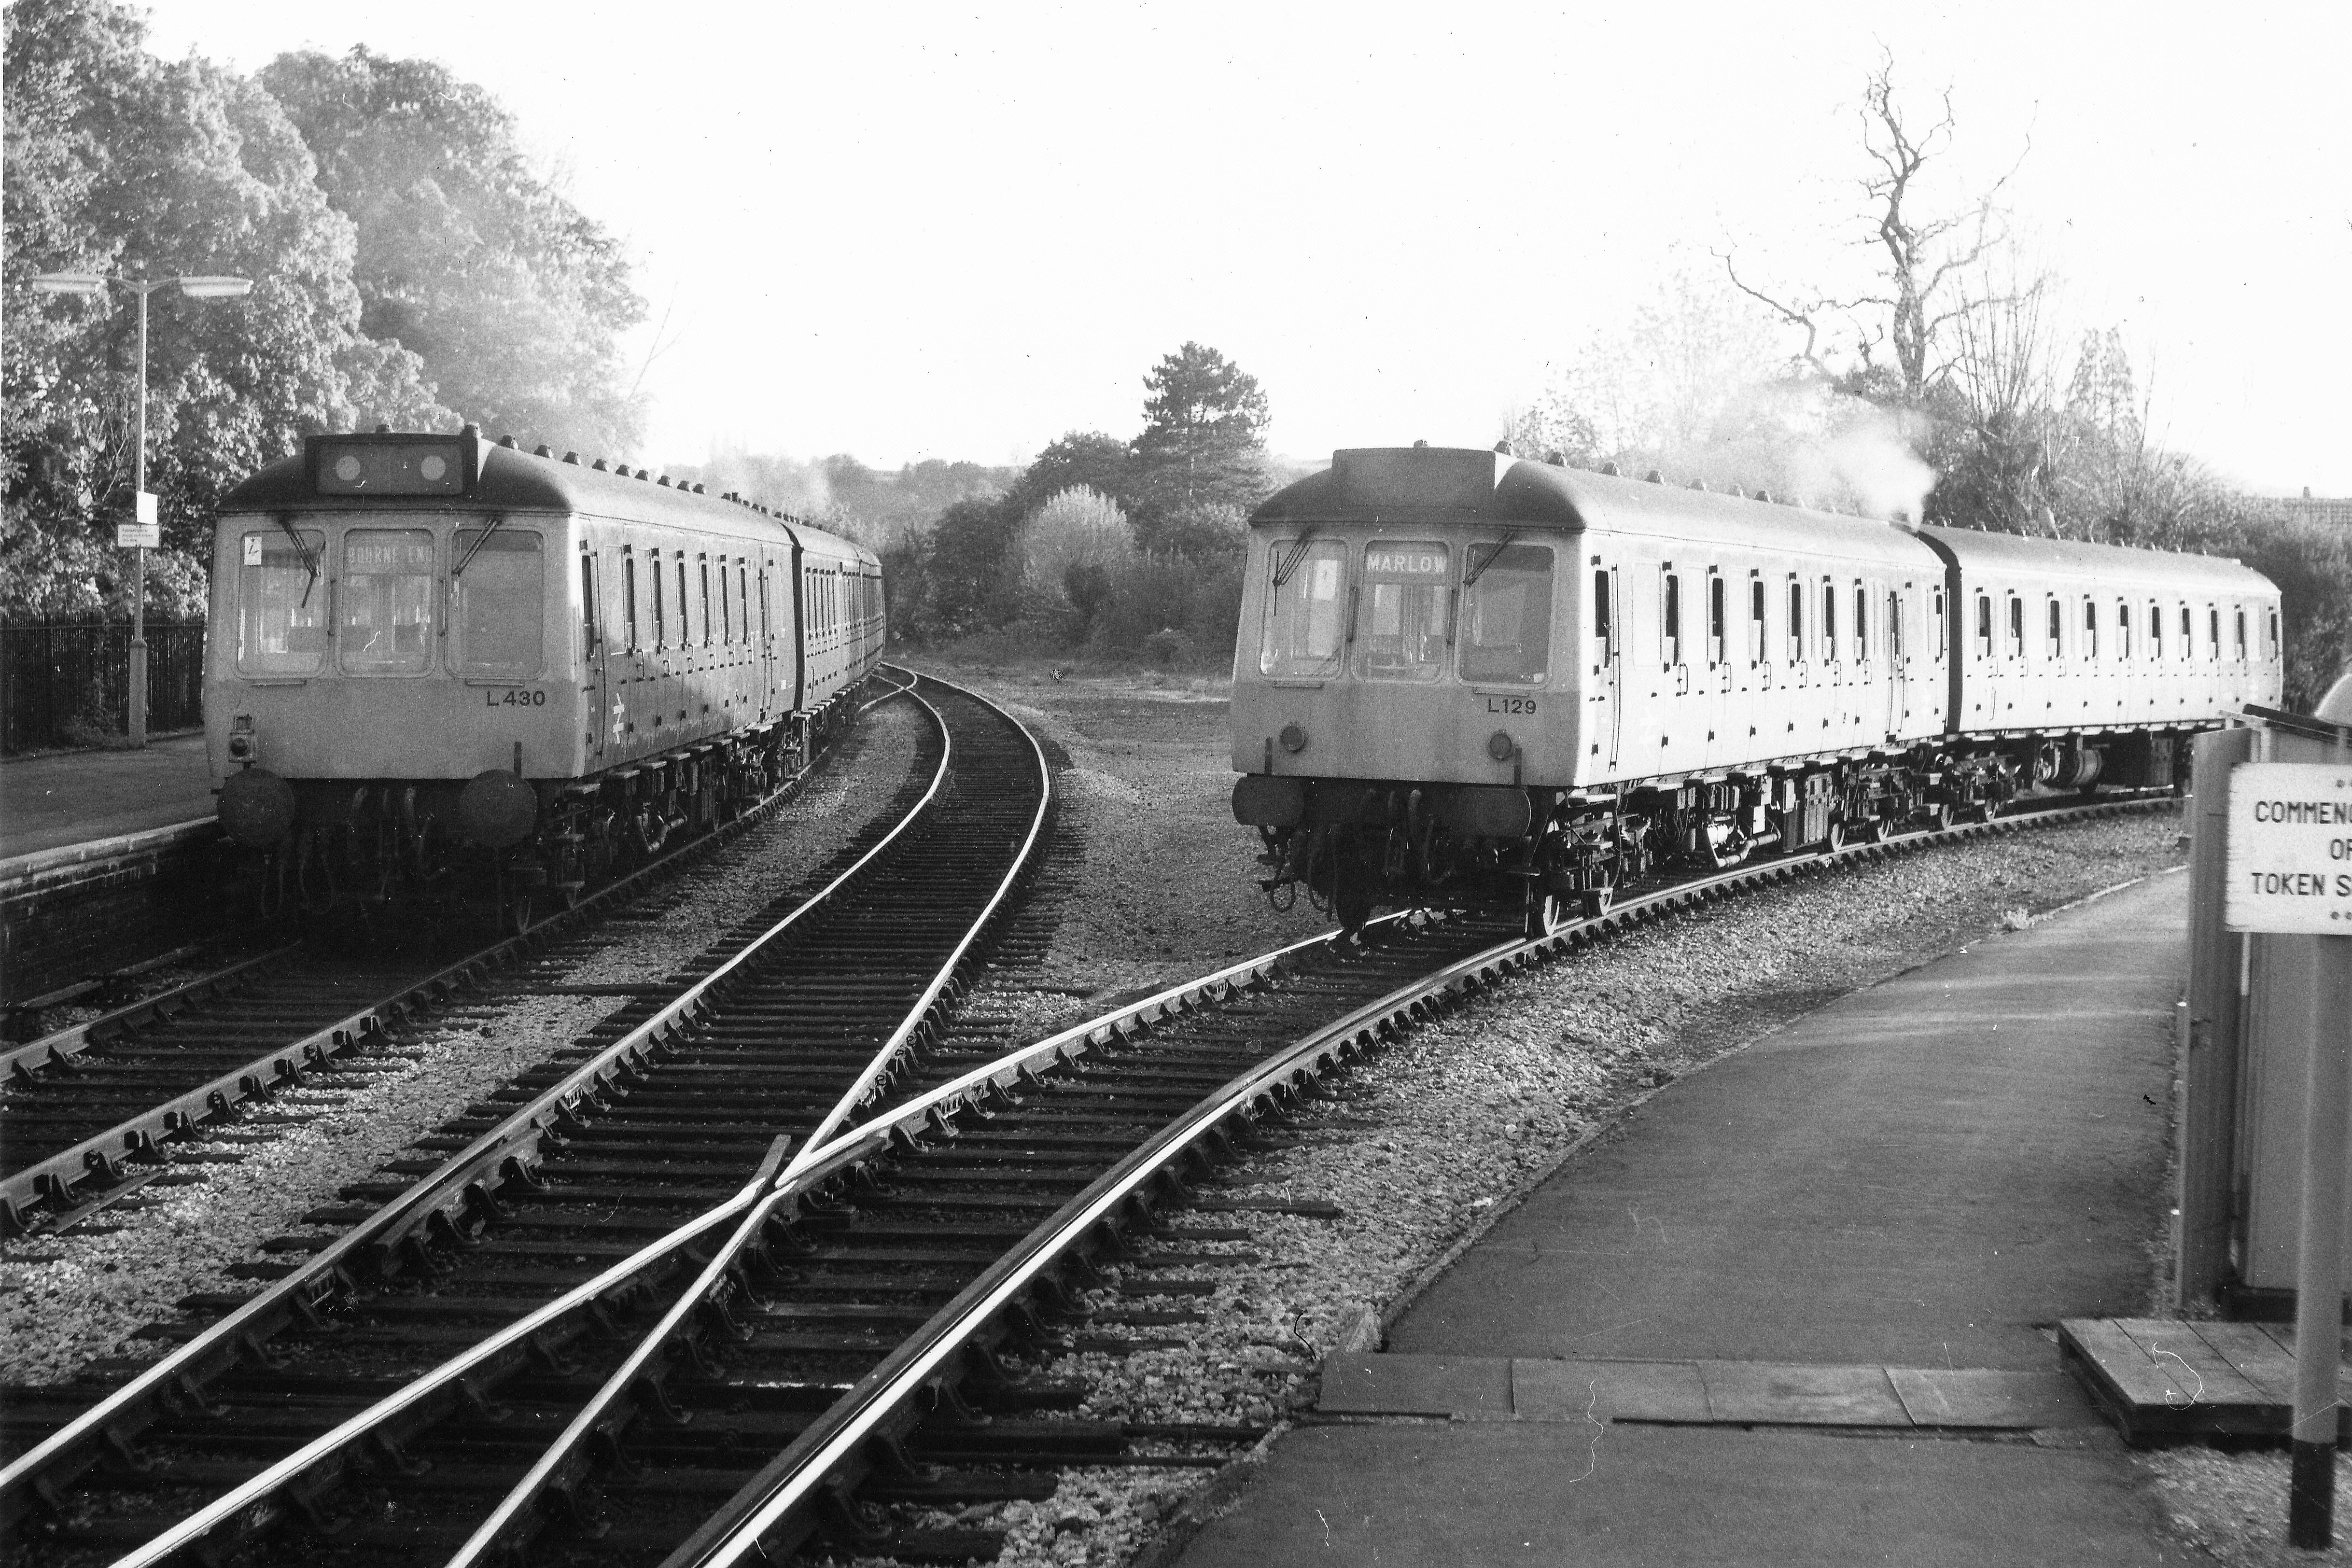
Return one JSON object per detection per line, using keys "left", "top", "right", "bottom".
{"left": 1885, "top": 587, "right": 1905, "bottom": 736}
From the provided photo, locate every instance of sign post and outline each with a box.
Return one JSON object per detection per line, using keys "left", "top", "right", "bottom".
{"left": 2226, "top": 752, "right": 2352, "bottom": 1546}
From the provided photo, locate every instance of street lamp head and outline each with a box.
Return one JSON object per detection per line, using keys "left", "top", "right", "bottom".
{"left": 28, "top": 273, "right": 105, "bottom": 296}
{"left": 177, "top": 275, "right": 254, "bottom": 299}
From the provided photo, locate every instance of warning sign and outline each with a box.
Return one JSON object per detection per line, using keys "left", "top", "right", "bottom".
{"left": 2225, "top": 761, "right": 2352, "bottom": 933}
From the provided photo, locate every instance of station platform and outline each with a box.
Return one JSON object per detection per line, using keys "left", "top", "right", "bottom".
{"left": 0, "top": 733, "right": 215, "bottom": 865}
{"left": 1178, "top": 874, "right": 2205, "bottom": 1567}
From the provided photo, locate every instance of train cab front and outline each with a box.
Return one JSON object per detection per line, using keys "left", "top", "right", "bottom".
{"left": 1228, "top": 446, "right": 1603, "bottom": 931}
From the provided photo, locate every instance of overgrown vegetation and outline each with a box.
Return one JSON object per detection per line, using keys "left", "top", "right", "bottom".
{"left": 868, "top": 341, "right": 1274, "bottom": 667}
{"left": 1, "top": 0, "right": 645, "bottom": 620}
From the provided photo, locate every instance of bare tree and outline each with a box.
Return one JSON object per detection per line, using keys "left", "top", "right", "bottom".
{"left": 1724, "top": 50, "right": 2027, "bottom": 402}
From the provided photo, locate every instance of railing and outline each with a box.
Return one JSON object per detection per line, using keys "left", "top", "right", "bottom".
{"left": 0, "top": 623, "right": 206, "bottom": 753}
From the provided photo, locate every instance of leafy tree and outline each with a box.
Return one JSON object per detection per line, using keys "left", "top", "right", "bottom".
{"left": 1005, "top": 431, "right": 1132, "bottom": 518}
{"left": 2, "top": 0, "right": 445, "bottom": 619}
{"left": 1126, "top": 342, "right": 1271, "bottom": 522}
{"left": 258, "top": 46, "right": 645, "bottom": 456}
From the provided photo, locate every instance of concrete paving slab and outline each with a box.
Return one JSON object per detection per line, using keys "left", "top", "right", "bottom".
{"left": 1176, "top": 1424, "right": 2184, "bottom": 1568}
{"left": 1320, "top": 1354, "right": 1511, "bottom": 1419}
{"left": 1696, "top": 1360, "right": 1909, "bottom": 1425}
{"left": 1388, "top": 874, "right": 2184, "bottom": 1371}
{"left": 1888, "top": 1367, "right": 2094, "bottom": 1428}
{"left": 0, "top": 734, "right": 215, "bottom": 860}
{"left": 1511, "top": 1358, "right": 1709, "bottom": 1423}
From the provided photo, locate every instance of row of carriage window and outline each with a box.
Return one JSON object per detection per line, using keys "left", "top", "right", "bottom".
{"left": 238, "top": 524, "right": 882, "bottom": 681}
{"left": 1261, "top": 538, "right": 2276, "bottom": 690}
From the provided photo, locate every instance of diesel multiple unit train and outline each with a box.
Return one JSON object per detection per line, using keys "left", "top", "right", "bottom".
{"left": 1231, "top": 445, "right": 2283, "bottom": 932}
{"left": 206, "top": 426, "right": 885, "bottom": 924}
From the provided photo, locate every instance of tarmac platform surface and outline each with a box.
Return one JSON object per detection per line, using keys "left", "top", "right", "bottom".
{"left": 1177, "top": 873, "right": 2196, "bottom": 1567}
{"left": 0, "top": 734, "right": 215, "bottom": 863}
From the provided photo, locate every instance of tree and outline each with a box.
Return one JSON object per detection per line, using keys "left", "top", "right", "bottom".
{"left": 1725, "top": 51, "right": 2024, "bottom": 405}
{"left": 1126, "top": 342, "right": 1271, "bottom": 521}
{"left": 1004, "top": 430, "right": 1132, "bottom": 518}
{"left": 2, "top": 0, "right": 446, "bottom": 620}
{"left": 258, "top": 46, "right": 646, "bottom": 457}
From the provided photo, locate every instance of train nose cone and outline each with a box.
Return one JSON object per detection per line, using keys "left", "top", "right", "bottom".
{"left": 218, "top": 768, "right": 297, "bottom": 846}
{"left": 458, "top": 770, "right": 539, "bottom": 847}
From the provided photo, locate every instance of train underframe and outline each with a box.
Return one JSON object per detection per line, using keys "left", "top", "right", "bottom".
{"left": 1243, "top": 728, "right": 2187, "bottom": 937}
{"left": 225, "top": 686, "right": 867, "bottom": 937}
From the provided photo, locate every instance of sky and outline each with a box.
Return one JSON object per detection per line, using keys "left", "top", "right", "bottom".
{"left": 133, "top": 0, "right": 2351, "bottom": 494}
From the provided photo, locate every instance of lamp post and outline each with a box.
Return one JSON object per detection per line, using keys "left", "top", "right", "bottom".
{"left": 28, "top": 271, "right": 255, "bottom": 746}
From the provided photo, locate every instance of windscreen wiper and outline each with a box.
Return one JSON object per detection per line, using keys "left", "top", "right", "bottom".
{"left": 1272, "top": 528, "right": 1320, "bottom": 588}
{"left": 274, "top": 514, "right": 322, "bottom": 608}
{"left": 452, "top": 515, "right": 505, "bottom": 577}
{"left": 1463, "top": 528, "right": 1522, "bottom": 588}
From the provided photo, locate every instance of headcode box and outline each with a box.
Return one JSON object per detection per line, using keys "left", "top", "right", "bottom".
{"left": 2225, "top": 761, "right": 2352, "bottom": 934}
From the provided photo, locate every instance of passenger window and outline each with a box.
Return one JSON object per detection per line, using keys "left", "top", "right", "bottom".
{"left": 1887, "top": 590, "right": 1904, "bottom": 660}
{"left": 1460, "top": 543, "right": 1554, "bottom": 686}
{"left": 1857, "top": 584, "right": 1871, "bottom": 660}
{"left": 2149, "top": 602, "right": 2163, "bottom": 659}
{"left": 700, "top": 558, "right": 714, "bottom": 646}
{"left": 1973, "top": 593, "right": 1991, "bottom": 660}
{"left": 1821, "top": 582, "right": 1839, "bottom": 662}
{"left": 1787, "top": 579, "right": 1805, "bottom": 663}
{"left": 2268, "top": 608, "right": 2280, "bottom": 659}
{"left": 2118, "top": 602, "right": 2133, "bottom": 660}
{"left": 1932, "top": 588, "right": 1946, "bottom": 658}
{"left": 2083, "top": 598, "right": 2098, "bottom": 660}
{"left": 2208, "top": 607, "right": 2220, "bottom": 660}
{"left": 2234, "top": 607, "right": 2247, "bottom": 661}
{"left": 340, "top": 529, "right": 435, "bottom": 674}
{"left": 624, "top": 555, "right": 640, "bottom": 651}
{"left": 2179, "top": 604, "right": 2192, "bottom": 658}
{"left": 740, "top": 566, "right": 752, "bottom": 642}
{"left": 1592, "top": 570, "right": 1615, "bottom": 661}
{"left": 579, "top": 555, "right": 599, "bottom": 656}
{"left": 2004, "top": 595, "right": 2022, "bottom": 660}
{"left": 651, "top": 552, "right": 667, "bottom": 647}
{"left": 1260, "top": 540, "right": 1348, "bottom": 678}
{"left": 451, "top": 528, "right": 544, "bottom": 677}
{"left": 1707, "top": 574, "right": 1726, "bottom": 666}
{"left": 1661, "top": 570, "right": 1683, "bottom": 668}
{"left": 676, "top": 559, "right": 691, "bottom": 644}
{"left": 235, "top": 525, "right": 329, "bottom": 675}
{"left": 1356, "top": 541, "right": 1450, "bottom": 684}
{"left": 2046, "top": 597, "right": 2063, "bottom": 659}
{"left": 1749, "top": 578, "right": 1766, "bottom": 664}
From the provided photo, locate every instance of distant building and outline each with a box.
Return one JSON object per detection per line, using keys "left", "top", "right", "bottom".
{"left": 2260, "top": 488, "right": 2352, "bottom": 528}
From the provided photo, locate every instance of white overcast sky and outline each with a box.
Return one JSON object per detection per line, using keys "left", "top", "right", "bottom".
{"left": 135, "top": 0, "right": 2349, "bottom": 493}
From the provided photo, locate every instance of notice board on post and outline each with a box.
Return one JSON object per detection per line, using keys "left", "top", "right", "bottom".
{"left": 2225, "top": 763, "right": 2352, "bottom": 935}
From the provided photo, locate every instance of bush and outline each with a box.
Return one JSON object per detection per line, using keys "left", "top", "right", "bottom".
{"left": 1143, "top": 627, "right": 1195, "bottom": 667}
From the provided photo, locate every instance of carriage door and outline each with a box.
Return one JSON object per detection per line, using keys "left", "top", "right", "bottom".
{"left": 580, "top": 548, "right": 608, "bottom": 764}
{"left": 1591, "top": 563, "right": 1623, "bottom": 771}
{"left": 1885, "top": 586, "right": 1905, "bottom": 735}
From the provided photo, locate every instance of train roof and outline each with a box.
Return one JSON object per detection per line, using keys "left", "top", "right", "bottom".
{"left": 1905, "top": 522, "right": 2273, "bottom": 596}
{"left": 219, "top": 428, "right": 879, "bottom": 567}
{"left": 1256, "top": 447, "right": 1932, "bottom": 567}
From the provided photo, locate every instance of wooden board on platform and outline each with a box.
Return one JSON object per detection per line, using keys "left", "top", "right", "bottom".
{"left": 2058, "top": 1317, "right": 2352, "bottom": 1445}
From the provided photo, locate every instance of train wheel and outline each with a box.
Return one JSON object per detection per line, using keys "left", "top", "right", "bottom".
{"left": 506, "top": 892, "right": 533, "bottom": 938}
{"left": 1333, "top": 875, "right": 1376, "bottom": 934}
{"left": 1580, "top": 887, "right": 1614, "bottom": 920}
{"left": 1524, "top": 892, "right": 1568, "bottom": 940}
{"left": 1824, "top": 818, "right": 1848, "bottom": 853}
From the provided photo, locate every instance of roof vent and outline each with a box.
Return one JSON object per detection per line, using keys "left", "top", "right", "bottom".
{"left": 635, "top": 468, "right": 650, "bottom": 481}
{"left": 1412, "top": 439, "right": 1430, "bottom": 448}
{"left": 691, "top": 482, "right": 706, "bottom": 494}
{"left": 1689, "top": 478, "right": 1708, "bottom": 491}
{"left": 460, "top": 422, "right": 480, "bottom": 439}
{"left": 592, "top": 458, "right": 609, "bottom": 471}
{"left": 375, "top": 422, "right": 393, "bottom": 434}
{"left": 499, "top": 434, "right": 518, "bottom": 448}
{"left": 533, "top": 443, "right": 552, "bottom": 457}
{"left": 562, "top": 451, "right": 580, "bottom": 464}
{"left": 1752, "top": 489, "right": 1773, "bottom": 503}
{"left": 1644, "top": 470, "right": 1665, "bottom": 484}
{"left": 1600, "top": 461, "right": 1622, "bottom": 477}
{"left": 1494, "top": 440, "right": 1513, "bottom": 455}
{"left": 658, "top": 475, "right": 672, "bottom": 487}
{"left": 1544, "top": 451, "right": 1566, "bottom": 466}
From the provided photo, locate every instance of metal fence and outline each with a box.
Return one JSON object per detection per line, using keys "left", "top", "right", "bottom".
{"left": 0, "top": 623, "right": 207, "bottom": 754}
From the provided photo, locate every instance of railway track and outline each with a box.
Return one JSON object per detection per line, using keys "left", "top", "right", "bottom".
{"left": 0, "top": 670, "right": 1053, "bottom": 1563}
{"left": 0, "top": 778, "right": 2162, "bottom": 1567}
{"left": 0, "top": 673, "right": 925, "bottom": 1240}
